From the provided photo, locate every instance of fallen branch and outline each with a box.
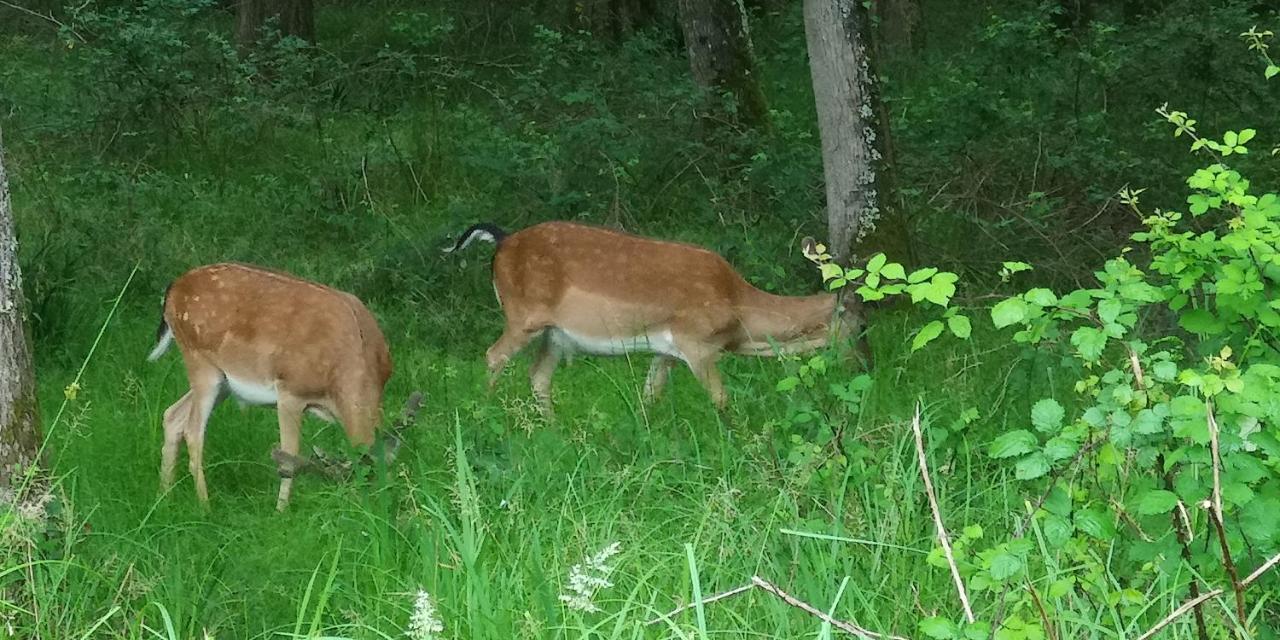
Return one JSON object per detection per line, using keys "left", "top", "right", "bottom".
{"left": 645, "top": 575, "right": 906, "bottom": 640}
{"left": 912, "top": 401, "right": 976, "bottom": 623}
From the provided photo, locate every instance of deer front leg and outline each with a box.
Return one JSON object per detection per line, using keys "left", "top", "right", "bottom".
{"left": 275, "top": 395, "right": 305, "bottom": 511}
{"left": 643, "top": 356, "right": 676, "bottom": 404}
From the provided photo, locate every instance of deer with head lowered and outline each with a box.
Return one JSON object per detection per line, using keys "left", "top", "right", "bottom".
{"left": 444, "top": 221, "right": 870, "bottom": 414}
{"left": 147, "top": 263, "right": 393, "bottom": 511}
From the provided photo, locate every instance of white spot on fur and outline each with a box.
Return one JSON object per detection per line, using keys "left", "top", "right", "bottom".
{"left": 225, "top": 375, "right": 278, "bottom": 406}
{"left": 549, "top": 328, "right": 683, "bottom": 360}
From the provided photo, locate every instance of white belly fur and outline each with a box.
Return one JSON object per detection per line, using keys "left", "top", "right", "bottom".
{"left": 225, "top": 374, "right": 279, "bottom": 406}
{"left": 549, "top": 328, "right": 684, "bottom": 360}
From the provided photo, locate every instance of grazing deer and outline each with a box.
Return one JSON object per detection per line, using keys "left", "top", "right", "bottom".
{"left": 444, "top": 221, "right": 869, "bottom": 413}
{"left": 147, "top": 263, "right": 393, "bottom": 510}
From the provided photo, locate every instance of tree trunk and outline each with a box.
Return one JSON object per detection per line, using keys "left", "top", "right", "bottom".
{"left": 875, "top": 0, "right": 921, "bottom": 52}
{"left": 575, "top": 0, "right": 666, "bottom": 41}
{"left": 805, "top": 0, "right": 909, "bottom": 264}
{"left": 0, "top": 129, "right": 42, "bottom": 489}
{"left": 235, "top": 0, "right": 315, "bottom": 50}
{"left": 676, "top": 0, "right": 770, "bottom": 127}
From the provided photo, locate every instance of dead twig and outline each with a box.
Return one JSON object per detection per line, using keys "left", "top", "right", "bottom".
{"left": 912, "top": 401, "right": 976, "bottom": 623}
{"left": 645, "top": 575, "right": 906, "bottom": 640}
{"left": 0, "top": 0, "right": 86, "bottom": 41}
{"left": 1205, "top": 402, "right": 1246, "bottom": 626}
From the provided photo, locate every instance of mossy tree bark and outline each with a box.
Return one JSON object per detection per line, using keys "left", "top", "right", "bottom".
{"left": 676, "top": 0, "right": 770, "bottom": 128}
{"left": 0, "top": 129, "right": 42, "bottom": 489}
{"left": 235, "top": 0, "right": 315, "bottom": 50}
{"left": 803, "top": 0, "right": 911, "bottom": 265}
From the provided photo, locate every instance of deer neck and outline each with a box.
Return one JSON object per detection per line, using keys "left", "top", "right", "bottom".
{"left": 733, "top": 287, "right": 837, "bottom": 355}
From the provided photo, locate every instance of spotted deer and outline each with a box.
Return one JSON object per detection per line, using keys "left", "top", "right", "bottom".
{"left": 147, "top": 263, "right": 393, "bottom": 510}
{"left": 445, "top": 221, "right": 869, "bottom": 413}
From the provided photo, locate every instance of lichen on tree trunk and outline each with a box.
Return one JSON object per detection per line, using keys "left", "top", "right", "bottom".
{"left": 0, "top": 129, "right": 42, "bottom": 489}
{"left": 803, "top": 0, "right": 911, "bottom": 265}
{"left": 676, "top": 0, "right": 770, "bottom": 128}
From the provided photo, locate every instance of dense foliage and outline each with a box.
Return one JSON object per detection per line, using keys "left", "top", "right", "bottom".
{"left": 1, "top": 0, "right": 1278, "bottom": 638}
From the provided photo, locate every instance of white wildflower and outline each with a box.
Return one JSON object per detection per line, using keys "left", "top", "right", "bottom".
{"left": 559, "top": 541, "right": 622, "bottom": 613}
{"left": 405, "top": 590, "right": 444, "bottom": 640}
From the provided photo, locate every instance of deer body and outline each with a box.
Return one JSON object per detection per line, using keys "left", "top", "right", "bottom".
{"left": 148, "top": 263, "right": 392, "bottom": 510}
{"left": 447, "top": 221, "right": 865, "bottom": 412}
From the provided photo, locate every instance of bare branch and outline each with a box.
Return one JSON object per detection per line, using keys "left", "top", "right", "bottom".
{"left": 912, "top": 401, "right": 976, "bottom": 623}
{"left": 1206, "top": 402, "right": 1246, "bottom": 624}
{"left": 1135, "top": 588, "right": 1225, "bottom": 640}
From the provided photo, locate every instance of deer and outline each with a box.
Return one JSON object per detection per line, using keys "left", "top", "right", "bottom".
{"left": 444, "top": 221, "right": 870, "bottom": 414}
{"left": 146, "top": 262, "right": 393, "bottom": 511}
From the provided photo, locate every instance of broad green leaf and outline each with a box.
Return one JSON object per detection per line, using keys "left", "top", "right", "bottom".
{"left": 776, "top": 377, "right": 800, "bottom": 392}
{"left": 1266, "top": 64, "right": 1279, "bottom": 79}
{"left": 992, "top": 297, "right": 1029, "bottom": 328}
{"left": 1042, "top": 514, "right": 1073, "bottom": 547}
{"left": 912, "top": 320, "right": 945, "bottom": 352}
{"left": 1071, "top": 326, "right": 1108, "bottom": 361}
{"left": 989, "top": 430, "right": 1037, "bottom": 458}
{"left": 908, "top": 267, "right": 938, "bottom": 283}
{"left": 920, "top": 617, "right": 957, "bottom": 639}
{"left": 819, "top": 263, "right": 844, "bottom": 281}
{"left": 964, "top": 622, "right": 992, "bottom": 640}
{"left": 989, "top": 550, "right": 1023, "bottom": 580}
{"left": 1015, "top": 453, "right": 1050, "bottom": 480}
{"left": 1024, "top": 288, "right": 1057, "bottom": 307}
{"left": 947, "top": 314, "right": 973, "bottom": 339}
{"left": 1136, "top": 490, "right": 1178, "bottom": 515}
{"left": 881, "top": 262, "right": 906, "bottom": 281}
{"left": 1031, "top": 398, "right": 1065, "bottom": 432}
{"left": 1074, "top": 506, "right": 1116, "bottom": 540}
{"left": 1043, "top": 437, "right": 1078, "bottom": 461}
{"left": 866, "top": 253, "right": 887, "bottom": 274}
{"left": 1097, "top": 298, "right": 1123, "bottom": 324}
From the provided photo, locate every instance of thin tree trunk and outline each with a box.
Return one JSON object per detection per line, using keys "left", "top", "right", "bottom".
{"left": 0, "top": 129, "right": 42, "bottom": 489}
{"left": 803, "top": 0, "right": 882, "bottom": 264}
{"left": 235, "top": 0, "right": 315, "bottom": 50}
{"left": 575, "top": 0, "right": 665, "bottom": 41}
{"left": 677, "top": 0, "right": 770, "bottom": 127}
{"left": 875, "top": 0, "right": 921, "bottom": 51}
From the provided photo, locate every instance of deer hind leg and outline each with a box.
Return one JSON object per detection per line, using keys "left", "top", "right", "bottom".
{"left": 274, "top": 393, "right": 306, "bottom": 512}
{"left": 160, "top": 390, "right": 194, "bottom": 491}
{"left": 529, "top": 336, "right": 563, "bottom": 417}
{"left": 486, "top": 321, "right": 544, "bottom": 390}
{"left": 643, "top": 356, "right": 677, "bottom": 404}
{"left": 674, "top": 341, "right": 727, "bottom": 410}
{"left": 183, "top": 372, "right": 225, "bottom": 505}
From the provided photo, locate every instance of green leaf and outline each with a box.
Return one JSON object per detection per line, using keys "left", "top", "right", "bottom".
{"left": 920, "top": 617, "right": 958, "bottom": 639}
{"left": 1015, "top": 453, "right": 1050, "bottom": 480}
{"left": 1043, "top": 437, "right": 1078, "bottom": 461}
{"left": 1001, "top": 261, "right": 1033, "bottom": 274}
{"left": 908, "top": 267, "right": 939, "bottom": 283}
{"left": 1071, "top": 326, "right": 1108, "bottom": 361}
{"left": 1074, "top": 506, "right": 1116, "bottom": 540}
{"left": 1024, "top": 288, "right": 1057, "bottom": 307}
{"left": 1136, "top": 490, "right": 1179, "bottom": 515}
{"left": 1097, "top": 298, "right": 1123, "bottom": 324}
{"left": 1031, "top": 398, "right": 1065, "bottom": 433}
{"left": 964, "top": 621, "right": 992, "bottom": 640}
{"left": 1238, "top": 128, "right": 1256, "bottom": 144}
{"left": 912, "top": 320, "right": 946, "bottom": 352}
{"left": 989, "top": 550, "right": 1023, "bottom": 580}
{"left": 866, "top": 253, "right": 887, "bottom": 274}
{"left": 947, "top": 314, "right": 973, "bottom": 339}
{"left": 819, "top": 263, "right": 844, "bottom": 281}
{"left": 881, "top": 262, "right": 906, "bottom": 281}
{"left": 1042, "top": 514, "right": 1073, "bottom": 547}
{"left": 992, "top": 298, "right": 1029, "bottom": 328}
{"left": 776, "top": 377, "right": 800, "bottom": 392}
{"left": 989, "top": 430, "right": 1037, "bottom": 458}
{"left": 1267, "top": 64, "right": 1280, "bottom": 79}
